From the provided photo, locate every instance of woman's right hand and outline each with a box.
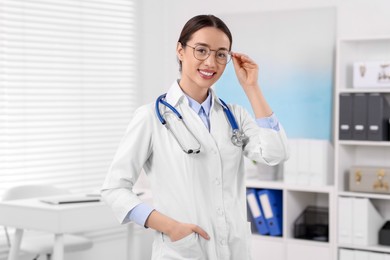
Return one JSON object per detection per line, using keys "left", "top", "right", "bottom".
{"left": 145, "top": 210, "right": 210, "bottom": 242}
{"left": 168, "top": 222, "right": 210, "bottom": 242}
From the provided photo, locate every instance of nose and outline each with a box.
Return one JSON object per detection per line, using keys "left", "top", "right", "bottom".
{"left": 203, "top": 50, "right": 217, "bottom": 67}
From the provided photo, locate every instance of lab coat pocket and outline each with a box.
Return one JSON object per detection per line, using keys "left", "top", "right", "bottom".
{"left": 161, "top": 232, "right": 204, "bottom": 260}
{"left": 167, "top": 232, "right": 195, "bottom": 247}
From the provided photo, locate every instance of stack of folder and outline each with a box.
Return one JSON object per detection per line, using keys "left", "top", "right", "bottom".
{"left": 284, "top": 139, "right": 332, "bottom": 186}
{"left": 246, "top": 188, "right": 283, "bottom": 236}
{"left": 338, "top": 197, "right": 383, "bottom": 246}
{"left": 339, "top": 93, "right": 390, "bottom": 141}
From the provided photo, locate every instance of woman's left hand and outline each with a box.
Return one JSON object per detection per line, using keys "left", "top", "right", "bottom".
{"left": 231, "top": 52, "right": 259, "bottom": 90}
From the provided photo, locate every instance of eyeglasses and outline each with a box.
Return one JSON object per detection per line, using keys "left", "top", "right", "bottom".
{"left": 184, "top": 44, "right": 232, "bottom": 65}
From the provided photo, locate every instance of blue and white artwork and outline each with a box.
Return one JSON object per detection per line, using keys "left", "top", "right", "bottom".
{"left": 216, "top": 8, "right": 336, "bottom": 140}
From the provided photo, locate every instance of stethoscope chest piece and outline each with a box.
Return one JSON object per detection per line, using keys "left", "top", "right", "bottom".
{"left": 231, "top": 129, "right": 249, "bottom": 147}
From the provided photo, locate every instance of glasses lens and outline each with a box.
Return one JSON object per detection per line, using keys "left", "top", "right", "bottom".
{"left": 216, "top": 50, "right": 231, "bottom": 65}
{"left": 194, "top": 46, "right": 210, "bottom": 60}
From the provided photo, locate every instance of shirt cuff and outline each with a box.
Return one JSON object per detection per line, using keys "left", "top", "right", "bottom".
{"left": 127, "top": 203, "right": 155, "bottom": 228}
{"left": 255, "top": 113, "right": 280, "bottom": 131}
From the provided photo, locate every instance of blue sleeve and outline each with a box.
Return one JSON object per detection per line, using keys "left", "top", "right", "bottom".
{"left": 255, "top": 113, "right": 280, "bottom": 131}
{"left": 126, "top": 203, "right": 155, "bottom": 228}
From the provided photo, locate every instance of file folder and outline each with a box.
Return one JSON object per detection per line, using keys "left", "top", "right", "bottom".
{"left": 352, "top": 93, "right": 368, "bottom": 140}
{"left": 246, "top": 188, "right": 270, "bottom": 235}
{"left": 338, "top": 197, "right": 353, "bottom": 244}
{"left": 339, "top": 93, "right": 353, "bottom": 140}
{"left": 352, "top": 198, "right": 383, "bottom": 246}
{"left": 369, "top": 252, "right": 387, "bottom": 260}
{"left": 354, "top": 250, "right": 370, "bottom": 260}
{"left": 339, "top": 249, "right": 354, "bottom": 260}
{"left": 339, "top": 197, "right": 384, "bottom": 246}
{"left": 367, "top": 93, "right": 390, "bottom": 141}
{"left": 257, "top": 189, "right": 283, "bottom": 236}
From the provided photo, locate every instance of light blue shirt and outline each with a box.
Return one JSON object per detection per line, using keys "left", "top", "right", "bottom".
{"left": 185, "top": 93, "right": 212, "bottom": 131}
{"left": 127, "top": 92, "right": 280, "bottom": 227}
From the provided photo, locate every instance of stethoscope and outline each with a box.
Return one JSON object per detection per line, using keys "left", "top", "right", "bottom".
{"left": 155, "top": 93, "right": 249, "bottom": 154}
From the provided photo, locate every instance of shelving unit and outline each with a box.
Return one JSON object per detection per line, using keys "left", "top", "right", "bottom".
{"left": 247, "top": 35, "right": 390, "bottom": 260}
{"left": 334, "top": 36, "right": 390, "bottom": 259}
{"left": 247, "top": 178, "right": 333, "bottom": 260}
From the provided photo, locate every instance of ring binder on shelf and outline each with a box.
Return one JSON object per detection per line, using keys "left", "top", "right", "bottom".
{"left": 257, "top": 189, "right": 283, "bottom": 236}
{"left": 246, "top": 188, "right": 269, "bottom": 235}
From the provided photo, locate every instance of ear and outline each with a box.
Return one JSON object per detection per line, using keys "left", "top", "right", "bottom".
{"left": 176, "top": 42, "right": 184, "bottom": 61}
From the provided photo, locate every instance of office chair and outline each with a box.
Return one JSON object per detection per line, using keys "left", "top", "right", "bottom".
{"left": 2, "top": 185, "right": 94, "bottom": 260}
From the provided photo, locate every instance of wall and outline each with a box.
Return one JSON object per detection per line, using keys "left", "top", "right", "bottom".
{"left": 138, "top": 0, "right": 390, "bottom": 105}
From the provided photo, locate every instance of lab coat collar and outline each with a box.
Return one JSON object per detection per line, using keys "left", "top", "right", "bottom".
{"left": 208, "top": 87, "right": 224, "bottom": 109}
{"left": 165, "top": 80, "right": 224, "bottom": 110}
{"left": 165, "top": 80, "right": 188, "bottom": 107}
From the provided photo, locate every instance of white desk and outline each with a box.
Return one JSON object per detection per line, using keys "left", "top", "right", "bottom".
{"left": 0, "top": 196, "right": 119, "bottom": 260}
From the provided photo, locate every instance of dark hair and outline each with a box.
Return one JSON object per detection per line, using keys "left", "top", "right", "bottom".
{"left": 177, "top": 15, "right": 233, "bottom": 71}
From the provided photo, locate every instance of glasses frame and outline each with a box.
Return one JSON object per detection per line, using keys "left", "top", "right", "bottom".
{"left": 184, "top": 43, "right": 232, "bottom": 65}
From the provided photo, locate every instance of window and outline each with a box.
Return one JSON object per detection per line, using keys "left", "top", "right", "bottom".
{"left": 0, "top": 0, "right": 138, "bottom": 198}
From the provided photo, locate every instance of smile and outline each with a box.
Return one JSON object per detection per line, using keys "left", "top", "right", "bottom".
{"left": 198, "top": 69, "right": 216, "bottom": 79}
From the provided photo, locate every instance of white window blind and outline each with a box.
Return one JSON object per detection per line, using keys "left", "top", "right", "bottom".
{"left": 0, "top": 0, "right": 138, "bottom": 197}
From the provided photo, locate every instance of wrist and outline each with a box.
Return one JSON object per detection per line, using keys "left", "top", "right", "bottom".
{"left": 162, "top": 218, "right": 179, "bottom": 236}
{"left": 242, "top": 83, "right": 259, "bottom": 91}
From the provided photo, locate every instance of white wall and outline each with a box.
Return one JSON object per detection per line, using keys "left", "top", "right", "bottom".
{"left": 138, "top": 0, "right": 390, "bottom": 105}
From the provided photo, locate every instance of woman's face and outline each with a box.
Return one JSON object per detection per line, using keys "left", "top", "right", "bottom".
{"left": 177, "top": 27, "right": 231, "bottom": 92}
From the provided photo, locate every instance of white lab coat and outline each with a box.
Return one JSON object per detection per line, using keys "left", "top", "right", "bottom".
{"left": 101, "top": 81, "right": 289, "bottom": 260}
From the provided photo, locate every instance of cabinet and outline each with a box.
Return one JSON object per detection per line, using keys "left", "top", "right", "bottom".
{"left": 246, "top": 177, "right": 334, "bottom": 260}
{"left": 247, "top": 36, "right": 390, "bottom": 260}
{"left": 335, "top": 36, "right": 390, "bottom": 259}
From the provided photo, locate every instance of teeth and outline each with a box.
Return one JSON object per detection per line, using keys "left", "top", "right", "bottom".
{"left": 199, "top": 70, "right": 213, "bottom": 76}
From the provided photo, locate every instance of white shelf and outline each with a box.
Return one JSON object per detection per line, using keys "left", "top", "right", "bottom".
{"left": 339, "top": 35, "right": 390, "bottom": 42}
{"left": 338, "top": 244, "right": 390, "bottom": 254}
{"left": 287, "top": 238, "right": 330, "bottom": 248}
{"left": 339, "top": 191, "right": 390, "bottom": 200}
{"left": 338, "top": 140, "right": 390, "bottom": 147}
{"left": 251, "top": 233, "right": 284, "bottom": 242}
{"left": 338, "top": 88, "right": 390, "bottom": 94}
{"left": 246, "top": 179, "right": 333, "bottom": 193}
{"left": 246, "top": 179, "right": 285, "bottom": 190}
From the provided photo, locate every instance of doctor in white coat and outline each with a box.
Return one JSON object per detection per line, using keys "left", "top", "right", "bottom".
{"left": 101, "top": 14, "right": 289, "bottom": 260}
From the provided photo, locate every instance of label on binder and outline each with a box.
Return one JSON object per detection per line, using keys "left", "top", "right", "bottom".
{"left": 247, "top": 193, "right": 261, "bottom": 218}
{"left": 259, "top": 194, "right": 273, "bottom": 218}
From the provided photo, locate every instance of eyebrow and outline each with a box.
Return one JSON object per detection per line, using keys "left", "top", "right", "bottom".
{"left": 193, "top": 42, "right": 229, "bottom": 51}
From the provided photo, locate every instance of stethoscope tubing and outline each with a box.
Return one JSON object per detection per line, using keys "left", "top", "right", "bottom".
{"left": 218, "top": 98, "right": 239, "bottom": 131}
{"left": 155, "top": 93, "right": 247, "bottom": 152}
{"left": 156, "top": 94, "right": 182, "bottom": 124}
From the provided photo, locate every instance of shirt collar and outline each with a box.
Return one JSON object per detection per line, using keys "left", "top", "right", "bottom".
{"left": 185, "top": 91, "right": 212, "bottom": 116}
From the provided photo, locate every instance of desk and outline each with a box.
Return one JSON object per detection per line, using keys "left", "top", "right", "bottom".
{"left": 0, "top": 195, "right": 119, "bottom": 260}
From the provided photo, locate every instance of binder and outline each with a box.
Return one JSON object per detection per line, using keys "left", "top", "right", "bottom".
{"left": 339, "top": 249, "right": 354, "bottom": 260}
{"left": 339, "top": 197, "right": 383, "bottom": 246}
{"left": 246, "top": 189, "right": 270, "bottom": 235}
{"left": 352, "top": 198, "right": 383, "bottom": 246}
{"left": 257, "top": 189, "right": 283, "bottom": 236}
{"left": 369, "top": 252, "right": 386, "bottom": 260}
{"left": 352, "top": 93, "right": 368, "bottom": 140}
{"left": 367, "top": 93, "right": 390, "bottom": 141}
{"left": 339, "top": 93, "right": 353, "bottom": 140}
{"left": 338, "top": 197, "right": 353, "bottom": 244}
{"left": 354, "top": 250, "right": 369, "bottom": 260}
{"left": 283, "top": 139, "right": 299, "bottom": 184}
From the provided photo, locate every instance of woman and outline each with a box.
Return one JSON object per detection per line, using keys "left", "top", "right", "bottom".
{"left": 101, "top": 14, "right": 289, "bottom": 260}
